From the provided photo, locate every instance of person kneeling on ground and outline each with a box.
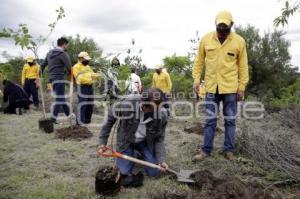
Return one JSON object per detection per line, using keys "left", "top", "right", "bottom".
{"left": 2, "top": 80, "right": 32, "bottom": 115}
{"left": 98, "top": 88, "right": 169, "bottom": 188}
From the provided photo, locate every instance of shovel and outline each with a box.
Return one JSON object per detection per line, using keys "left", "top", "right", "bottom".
{"left": 68, "top": 77, "right": 76, "bottom": 126}
{"left": 38, "top": 73, "right": 54, "bottom": 133}
{"left": 97, "top": 146, "right": 195, "bottom": 184}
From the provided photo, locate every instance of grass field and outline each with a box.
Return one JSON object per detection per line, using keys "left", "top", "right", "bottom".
{"left": 0, "top": 110, "right": 299, "bottom": 199}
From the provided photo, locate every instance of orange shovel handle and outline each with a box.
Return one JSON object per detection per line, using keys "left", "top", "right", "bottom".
{"left": 97, "top": 146, "right": 123, "bottom": 158}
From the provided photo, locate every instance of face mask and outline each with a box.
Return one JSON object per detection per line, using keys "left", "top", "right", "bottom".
{"left": 216, "top": 26, "right": 231, "bottom": 37}
{"left": 82, "top": 60, "right": 89, "bottom": 66}
{"left": 144, "top": 111, "right": 154, "bottom": 120}
{"left": 28, "top": 62, "right": 34, "bottom": 66}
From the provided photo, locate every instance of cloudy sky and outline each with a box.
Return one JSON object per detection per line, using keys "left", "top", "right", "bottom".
{"left": 1, "top": 0, "right": 300, "bottom": 68}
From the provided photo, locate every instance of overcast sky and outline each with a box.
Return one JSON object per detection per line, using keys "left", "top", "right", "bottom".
{"left": 1, "top": 0, "right": 300, "bottom": 69}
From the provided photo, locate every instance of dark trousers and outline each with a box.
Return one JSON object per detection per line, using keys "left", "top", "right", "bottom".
{"left": 116, "top": 141, "right": 160, "bottom": 177}
{"left": 77, "top": 85, "right": 94, "bottom": 124}
{"left": 51, "top": 81, "right": 70, "bottom": 121}
{"left": 24, "top": 79, "right": 39, "bottom": 107}
{"left": 202, "top": 93, "right": 237, "bottom": 154}
{"left": 4, "top": 100, "right": 30, "bottom": 115}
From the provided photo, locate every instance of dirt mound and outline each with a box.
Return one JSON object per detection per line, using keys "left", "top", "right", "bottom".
{"left": 56, "top": 125, "right": 93, "bottom": 141}
{"left": 184, "top": 122, "right": 222, "bottom": 135}
{"left": 95, "top": 166, "right": 120, "bottom": 196}
{"left": 148, "top": 189, "right": 198, "bottom": 199}
{"left": 184, "top": 122, "right": 204, "bottom": 135}
{"left": 190, "top": 170, "right": 282, "bottom": 199}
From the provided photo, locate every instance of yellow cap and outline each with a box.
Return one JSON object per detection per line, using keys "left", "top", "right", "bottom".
{"left": 78, "top": 52, "right": 91, "bottom": 60}
{"left": 154, "top": 64, "right": 163, "bottom": 69}
{"left": 215, "top": 10, "right": 233, "bottom": 26}
{"left": 26, "top": 56, "right": 35, "bottom": 63}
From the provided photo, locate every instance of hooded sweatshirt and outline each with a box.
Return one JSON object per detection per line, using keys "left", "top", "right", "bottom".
{"left": 41, "top": 47, "right": 72, "bottom": 81}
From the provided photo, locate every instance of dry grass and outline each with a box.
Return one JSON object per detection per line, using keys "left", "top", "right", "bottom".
{"left": 0, "top": 109, "right": 299, "bottom": 199}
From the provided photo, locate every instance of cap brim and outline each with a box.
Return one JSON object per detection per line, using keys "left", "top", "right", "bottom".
{"left": 83, "top": 56, "right": 91, "bottom": 60}
{"left": 216, "top": 19, "right": 231, "bottom": 26}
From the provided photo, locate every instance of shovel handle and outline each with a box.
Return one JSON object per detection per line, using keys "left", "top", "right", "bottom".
{"left": 97, "top": 146, "right": 123, "bottom": 158}
{"left": 97, "top": 146, "right": 162, "bottom": 170}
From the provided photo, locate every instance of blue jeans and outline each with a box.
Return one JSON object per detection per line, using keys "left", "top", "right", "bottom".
{"left": 51, "top": 81, "right": 70, "bottom": 121}
{"left": 202, "top": 93, "right": 237, "bottom": 154}
{"left": 117, "top": 141, "right": 160, "bottom": 177}
{"left": 77, "top": 85, "right": 94, "bottom": 124}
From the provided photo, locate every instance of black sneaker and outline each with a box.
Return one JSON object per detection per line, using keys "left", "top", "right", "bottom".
{"left": 120, "top": 172, "right": 144, "bottom": 188}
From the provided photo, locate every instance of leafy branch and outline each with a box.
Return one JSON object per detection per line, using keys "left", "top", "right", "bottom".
{"left": 274, "top": 0, "right": 300, "bottom": 27}
{"left": 0, "top": 6, "right": 66, "bottom": 59}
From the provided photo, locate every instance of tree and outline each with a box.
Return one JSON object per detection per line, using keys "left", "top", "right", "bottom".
{"left": 235, "top": 25, "right": 298, "bottom": 100}
{"left": 124, "top": 39, "right": 147, "bottom": 76}
{"left": 163, "top": 54, "right": 192, "bottom": 75}
{"left": 162, "top": 55, "right": 193, "bottom": 98}
{"left": 187, "top": 30, "right": 200, "bottom": 59}
{"left": 66, "top": 34, "right": 103, "bottom": 65}
{"left": 274, "top": 0, "right": 300, "bottom": 27}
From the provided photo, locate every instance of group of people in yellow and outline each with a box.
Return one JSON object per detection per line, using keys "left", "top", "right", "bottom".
{"left": 3, "top": 10, "right": 249, "bottom": 187}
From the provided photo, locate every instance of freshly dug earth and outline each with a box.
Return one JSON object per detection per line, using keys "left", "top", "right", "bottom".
{"left": 148, "top": 189, "right": 198, "bottom": 199}
{"left": 56, "top": 125, "right": 92, "bottom": 141}
{"left": 95, "top": 166, "right": 120, "bottom": 196}
{"left": 184, "top": 122, "right": 204, "bottom": 135}
{"left": 184, "top": 122, "right": 222, "bottom": 135}
{"left": 190, "top": 170, "right": 282, "bottom": 199}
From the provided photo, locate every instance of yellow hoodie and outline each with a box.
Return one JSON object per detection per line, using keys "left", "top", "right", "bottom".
{"left": 21, "top": 63, "right": 40, "bottom": 85}
{"left": 72, "top": 62, "right": 100, "bottom": 85}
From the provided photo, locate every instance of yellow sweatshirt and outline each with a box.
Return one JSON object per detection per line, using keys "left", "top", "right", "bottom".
{"left": 193, "top": 31, "right": 249, "bottom": 93}
{"left": 152, "top": 71, "right": 172, "bottom": 93}
{"left": 72, "top": 62, "right": 100, "bottom": 85}
{"left": 21, "top": 63, "right": 40, "bottom": 85}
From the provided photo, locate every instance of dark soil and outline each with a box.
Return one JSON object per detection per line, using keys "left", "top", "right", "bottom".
{"left": 184, "top": 122, "right": 223, "bottom": 135}
{"left": 190, "top": 170, "right": 283, "bottom": 199}
{"left": 148, "top": 189, "right": 198, "bottom": 199}
{"left": 38, "top": 118, "right": 54, "bottom": 133}
{"left": 95, "top": 166, "right": 120, "bottom": 196}
{"left": 56, "top": 125, "right": 92, "bottom": 141}
{"left": 184, "top": 122, "right": 204, "bottom": 135}
{"left": 149, "top": 170, "right": 282, "bottom": 199}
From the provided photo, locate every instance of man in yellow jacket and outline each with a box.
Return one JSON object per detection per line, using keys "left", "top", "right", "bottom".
{"left": 192, "top": 11, "right": 249, "bottom": 161}
{"left": 152, "top": 64, "right": 172, "bottom": 115}
{"left": 72, "top": 52, "right": 100, "bottom": 124}
{"left": 21, "top": 56, "right": 40, "bottom": 108}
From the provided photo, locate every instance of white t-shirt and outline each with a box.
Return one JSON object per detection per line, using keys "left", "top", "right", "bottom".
{"left": 126, "top": 73, "right": 142, "bottom": 94}
{"left": 134, "top": 111, "right": 153, "bottom": 143}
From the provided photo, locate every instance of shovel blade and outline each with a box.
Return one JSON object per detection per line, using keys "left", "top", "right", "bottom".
{"left": 177, "top": 169, "right": 196, "bottom": 183}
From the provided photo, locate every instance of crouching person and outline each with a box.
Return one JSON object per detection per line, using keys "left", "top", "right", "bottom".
{"left": 98, "top": 88, "right": 169, "bottom": 187}
{"left": 2, "top": 80, "right": 32, "bottom": 115}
